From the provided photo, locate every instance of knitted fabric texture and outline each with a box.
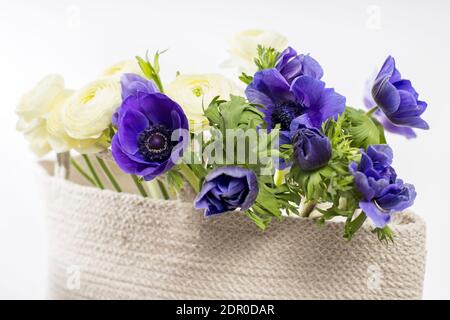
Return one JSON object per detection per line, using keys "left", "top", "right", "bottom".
{"left": 39, "top": 161, "right": 427, "bottom": 300}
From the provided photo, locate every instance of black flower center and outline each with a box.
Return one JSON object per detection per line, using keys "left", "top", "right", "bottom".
{"left": 271, "top": 101, "right": 303, "bottom": 130}
{"left": 138, "top": 124, "right": 173, "bottom": 162}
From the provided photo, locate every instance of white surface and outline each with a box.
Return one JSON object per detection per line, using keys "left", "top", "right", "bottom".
{"left": 0, "top": 0, "right": 449, "bottom": 299}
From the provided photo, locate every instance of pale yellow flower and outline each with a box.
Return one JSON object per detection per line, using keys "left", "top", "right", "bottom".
{"left": 16, "top": 74, "right": 72, "bottom": 156}
{"left": 61, "top": 77, "right": 121, "bottom": 153}
{"left": 224, "top": 29, "right": 288, "bottom": 74}
{"left": 166, "top": 73, "right": 240, "bottom": 128}
{"left": 47, "top": 100, "right": 109, "bottom": 154}
{"left": 100, "top": 60, "right": 143, "bottom": 77}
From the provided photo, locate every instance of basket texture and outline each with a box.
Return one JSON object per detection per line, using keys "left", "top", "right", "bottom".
{"left": 39, "top": 160, "right": 427, "bottom": 300}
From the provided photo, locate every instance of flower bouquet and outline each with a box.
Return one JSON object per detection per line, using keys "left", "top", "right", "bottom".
{"left": 18, "top": 30, "right": 427, "bottom": 299}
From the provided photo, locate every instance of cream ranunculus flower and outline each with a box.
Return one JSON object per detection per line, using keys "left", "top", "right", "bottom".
{"left": 60, "top": 77, "right": 121, "bottom": 153}
{"left": 166, "top": 74, "right": 240, "bottom": 128}
{"left": 224, "top": 29, "right": 288, "bottom": 74}
{"left": 100, "top": 60, "right": 143, "bottom": 77}
{"left": 16, "top": 74, "right": 72, "bottom": 156}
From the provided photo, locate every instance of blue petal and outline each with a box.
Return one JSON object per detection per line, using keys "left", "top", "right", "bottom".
{"left": 246, "top": 69, "right": 292, "bottom": 105}
{"left": 372, "top": 76, "right": 401, "bottom": 115}
{"left": 291, "top": 76, "right": 325, "bottom": 108}
{"left": 298, "top": 54, "right": 324, "bottom": 80}
{"left": 117, "top": 109, "right": 149, "bottom": 155}
{"left": 316, "top": 87, "right": 346, "bottom": 124}
{"left": 359, "top": 201, "right": 392, "bottom": 228}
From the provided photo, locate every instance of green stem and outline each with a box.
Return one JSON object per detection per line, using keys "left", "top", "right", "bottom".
{"left": 145, "top": 180, "right": 163, "bottom": 199}
{"left": 366, "top": 106, "right": 379, "bottom": 117}
{"left": 301, "top": 201, "right": 317, "bottom": 218}
{"left": 178, "top": 163, "right": 200, "bottom": 193}
{"left": 95, "top": 156, "right": 122, "bottom": 192}
{"left": 154, "top": 76, "right": 164, "bottom": 93}
{"left": 157, "top": 179, "right": 170, "bottom": 200}
{"left": 274, "top": 169, "right": 285, "bottom": 187}
{"left": 70, "top": 158, "right": 96, "bottom": 187}
{"left": 82, "top": 154, "right": 104, "bottom": 189}
{"left": 131, "top": 174, "right": 148, "bottom": 197}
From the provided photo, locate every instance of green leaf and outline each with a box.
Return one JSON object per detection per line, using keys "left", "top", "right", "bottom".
{"left": 215, "top": 95, "right": 264, "bottom": 130}
{"left": 254, "top": 45, "right": 280, "bottom": 70}
{"left": 373, "top": 225, "right": 395, "bottom": 244}
{"left": 135, "top": 51, "right": 165, "bottom": 92}
{"left": 204, "top": 96, "right": 223, "bottom": 125}
{"left": 166, "top": 169, "right": 185, "bottom": 193}
{"left": 246, "top": 209, "right": 272, "bottom": 231}
{"left": 344, "top": 212, "right": 367, "bottom": 240}
{"left": 239, "top": 72, "right": 253, "bottom": 85}
{"left": 343, "top": 107, "right": 384, "bottom": 149}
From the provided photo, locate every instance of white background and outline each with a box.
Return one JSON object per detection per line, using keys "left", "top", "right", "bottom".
{"left": 0, "top": 0, "right": 449, "bottom": 299}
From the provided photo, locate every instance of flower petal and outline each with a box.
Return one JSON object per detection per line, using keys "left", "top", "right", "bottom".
{"left": 246, "top": 69, "right": 292, "bottom": 105}
{"left": 359, "top": 201, "right": 392, "bottom": 228}
{"left": 372, "top": 76, "right": 401, "bottom": 115}
{"left": 291, "top": 76, "right": 325, "bottom": 108}
{"left": 117, "top": 109, "right": 149, "bottom": 155}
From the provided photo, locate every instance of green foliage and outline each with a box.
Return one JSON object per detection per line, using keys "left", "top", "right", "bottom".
{"left": 204, "top": 95, "right": 264, "bottom": 131}
{"left": 373, "top": 225, "right": 395, "bottom": 244}
{"left": 288, "top": 115, "right": 360, "bottom": 203}
{"left": 239, "top": 72, "right": 253, "bottom": 85}
{"left": 254, "top": 45, "right": 280, "bottom": 70}
{"left": 136, "top": 49, "right": 167, "bottom": 92}
{"left": 343, "top": 107, "right": 386, "bottom": 149}
{"left": 247, "top": 176, "right": 301, "bottom": 230}
{"left": 166, "top": 169, "right": 185, "bottom": 194}
{"left": 287, "top": 114, "right": 369, "bottom": 238}
{"left": 343, "top": 212, "right": 367, "bottom": 240}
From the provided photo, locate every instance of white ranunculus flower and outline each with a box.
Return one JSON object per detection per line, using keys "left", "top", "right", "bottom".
{"left": 16, "top": 74, "right": 72, "bottom": 156}
{"left": 166, "top": 73, "right": 240, "bottom": 128}
{"left": 61, "top": 77, "right": 121, "bottom": 152}
{"left": 100, "top": 60, "right": 143, "bottom": 77}
{"left": 16, "top": 118, "right": 51, "bottom": 157}
{"left": 224, "top": 29, "right": 288, "bottom": 74}
{"left": 47, "top": 99, "right": 109, "bottom": 154}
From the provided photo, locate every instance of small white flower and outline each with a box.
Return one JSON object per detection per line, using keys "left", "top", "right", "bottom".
{"left": 61, "top": 77, "right": 120, "bottom": 152}
{"left": 166, "top": 73, "right": 240, "bottom": 128}
{"left": 16, "top": 74, "right": 72, "bottom": 156}
{"left": 223, "top": 29, "right": 288, "bottom": 74}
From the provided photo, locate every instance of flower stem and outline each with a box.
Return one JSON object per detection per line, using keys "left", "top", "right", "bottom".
{"left": 178, "top": 162, "right": 200, "bottom": 193}
{"left": 95, "top": 156, "right": 122, "bottom": 192}
{"left": 145, "top": 180, "right": 163, "bottom": 199}
{"left": 82, "top": 154, "right": 104, "bottom": 189}
{"left": 154, "top": 76, "right": 164, "bottom": 93}
{"left": 70, "top": 158, "right": 96, "bottom": 187}
{"left": 366, "top": 106, "right": 379, "bottom": 117}
{"left": 301, "top": 201, "right": 317, "bottom": 218}
{"left": 131, "top": 174, "right": 148, "bottom": 197}
{"left": 157, "top": 179, "right": 170, "bottom": 200}
{"left": 274, "top": 169, "right": 285, "bottom": 187}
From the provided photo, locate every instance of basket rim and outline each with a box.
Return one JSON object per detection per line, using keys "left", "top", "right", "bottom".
{"left": 37, "top": 159, "right": 425, "bottom": 233}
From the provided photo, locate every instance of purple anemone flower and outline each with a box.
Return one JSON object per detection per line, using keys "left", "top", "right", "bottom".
{"left": 121, "top": 73, "right": 158, "bottom": 100}
{"left": 292, "top": 126, "right": 332, "bottom": 171}
{"left": 111, "top": 93, "right": 189, "bottom": 181}
{"left": 371, "top": 56, "right": 429, "bottom": 131}
{"left": 275, "top": 47, "right": 324, "bottom": 84}
{"left": 349, "top": 144, "right": 416, "bottom": 228}
{"left": 194, "top": 167, "right": 259, "bottom": 217}
{"left": 364, "top": 78, "right": 417, "bottom": 139}
{"left": 113, "top": 74, "right": 159, "bottom": 126}
{"left": 245, "top": 69, "right": 345, "bottom": 132}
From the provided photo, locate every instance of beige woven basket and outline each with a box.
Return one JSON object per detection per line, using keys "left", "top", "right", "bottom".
{"left": 39, "top": 159, "right": 426, "bottom": 300}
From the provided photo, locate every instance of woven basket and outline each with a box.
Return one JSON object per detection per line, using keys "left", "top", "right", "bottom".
{"left": 39, "top": 159, "right": 427, "bottom": 300}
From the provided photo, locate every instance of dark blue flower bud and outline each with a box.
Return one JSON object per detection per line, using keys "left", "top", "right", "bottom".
{"left": 292, "top": 127, "right": 332, "bottom": 171}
